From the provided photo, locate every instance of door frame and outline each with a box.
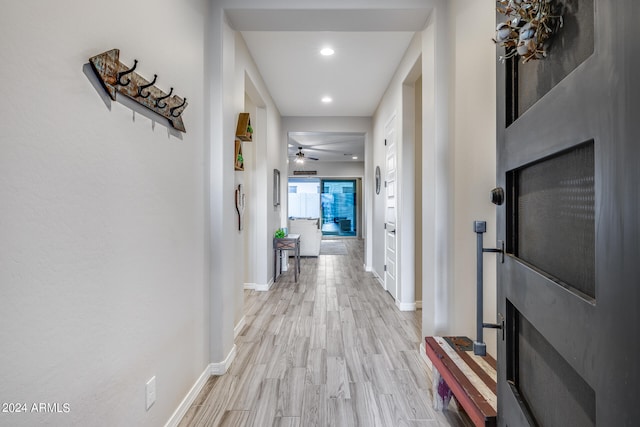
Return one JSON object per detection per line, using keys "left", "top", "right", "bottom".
{"left": 320, "top": 179, "right": 357, "bottom": 237}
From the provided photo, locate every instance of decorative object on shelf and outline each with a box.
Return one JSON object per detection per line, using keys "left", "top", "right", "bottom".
{"left": 274, "top": 228, "right": 286, "bottom": 239}
{"left": 234, "top": 140, "right": 244, "bottom": 171}
{"left": 236, "top": 113, "right": 253, "bottom": 141}
{"left": 375, "top": 166, "right": 381, "bottom": 195}
{"left": 493, "top": 0, "right": 563, "bottom": 63}
{"left": 273, "top": 169, "right": 281, "bottom": 207}
{"left": 89, "top": 49, "right": 188, "bottom": 132}
{"left": 235, "top": 184, "right": 245, "bottom": 231}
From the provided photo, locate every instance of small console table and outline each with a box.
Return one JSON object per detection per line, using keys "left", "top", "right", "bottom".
{"left": 273, "top": 234, "right": 301, "bottom": 282}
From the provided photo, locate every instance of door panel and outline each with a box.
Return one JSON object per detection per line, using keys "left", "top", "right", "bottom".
{"left": 508, "top": 301, "right": 596, "bottom": 427}
{"left": 496, "top": 0, "right": 640, "bottom": 425}
{"left": 509, "top": 0, "right": 595, "bottom": 122}
{"left": 385, "top": 115, "right": 397, "bottom": 299}
{"left": 509, "top": 141, "right": 595, "bottom": 299}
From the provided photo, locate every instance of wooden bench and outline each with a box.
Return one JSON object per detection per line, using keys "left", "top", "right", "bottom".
{"left": 425, "top": 336, "right": 497, "bottom": 427}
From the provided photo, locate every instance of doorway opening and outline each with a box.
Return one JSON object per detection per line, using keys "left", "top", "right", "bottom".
{"left": 321, "top": 179, "right": 357, "bottom": 237}
{"left": 288, "top": 177, "right": 359, "bottom": 238}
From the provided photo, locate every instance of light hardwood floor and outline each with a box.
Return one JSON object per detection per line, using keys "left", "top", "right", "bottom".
{"left": 179, "top": 239, "right": 472, "bottom": 427}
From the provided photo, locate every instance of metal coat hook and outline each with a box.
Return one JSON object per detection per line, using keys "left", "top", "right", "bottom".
{"left": 170, "top": 97, "right": 187, "bottom": 117}
{"left": 155, "top": 87, "right": 173, "bottom": 109}
{"left": 137, "top": 74, "right": 157, "bottom": 98}
{"left": 116, "top": 59, "right": 138, "bottom": 86}
{"left": 89, "top": 49, "right": 189, "bottom": 132}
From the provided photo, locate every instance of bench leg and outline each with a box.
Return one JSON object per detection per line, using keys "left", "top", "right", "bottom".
{"left": 432, "top": 366, "right": 453, "bottom": 411}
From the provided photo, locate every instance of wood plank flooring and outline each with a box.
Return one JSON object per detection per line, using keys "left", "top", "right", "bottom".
{"left": 179, "top": 239, "right": 473, "bottom": 427}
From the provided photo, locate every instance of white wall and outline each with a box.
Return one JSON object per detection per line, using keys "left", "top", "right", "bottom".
{"left": 414, "top": 77, "right": 424, "bottom": 305}
{"left": 288, "top": 161, "right": 364, "bottom": 178}
{"left": 0, "top": 1, "right": 208, "bottom": 426}
{"left": 208, "top": 15, "right": 283, "bottom": 368}
{"left": 372, "top": 0, "right": 497, "bottom": 354}
{"left": 233, "top": 32, "right": 283, "bottom": 295}
{"left": 372, "top": 33, "right": 423, "bottom": 310}
{"left": 450, "top": 0, "right": 498, "bottom": 355}
{"left": 241, "top": 94, "right": 258, "bottom": 295}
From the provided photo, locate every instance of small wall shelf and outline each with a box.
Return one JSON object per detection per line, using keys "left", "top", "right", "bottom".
{"left": 234, "top": 139, "right": 244, "bottom": 171}
{"left": 236, "top": 113, "right": 253, "bottom": 141}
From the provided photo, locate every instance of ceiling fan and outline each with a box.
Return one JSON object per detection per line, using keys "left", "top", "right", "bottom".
{"left": 293, "top": 147, "right": 318, "bottom": 163}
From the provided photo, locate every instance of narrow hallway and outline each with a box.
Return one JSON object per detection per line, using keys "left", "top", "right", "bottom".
{"left": 179, "top": 240, "right": 472, "bottom": 426}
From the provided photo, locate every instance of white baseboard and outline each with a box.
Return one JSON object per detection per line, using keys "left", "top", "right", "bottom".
{"left": 419, "top": 342, "right": 433, "bottom": 370}
{"left": 211, "top": 344, "right": 237, "bottom": 375}
{"left": 234, "top": 316, "right": 246, "bottom": 338}
{"left": 245, "top": 280, "right": 273, "bottom": 291}
{"left": 364, "top": 264, "right": 372, "bottom": 272}
{"left": 372, "top": 271, "right": 385, "bottom": 288}
{"left": 163, "top": 365, "right": 211, "bottom": 427}
{"left": 396, "top": 300, "right": 417, "bottom": 312}
{"left": 254, "top": 279, "right": 274, "bottom": 292}
{"left": 164, "top": 345, "right": 237, "bottom": 426}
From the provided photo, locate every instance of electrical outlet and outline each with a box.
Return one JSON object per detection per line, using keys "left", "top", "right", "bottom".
{"left": 146, "top": 376, "right": 156, "bottom": 410}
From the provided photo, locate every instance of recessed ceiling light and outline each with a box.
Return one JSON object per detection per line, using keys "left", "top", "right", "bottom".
{"left": 321, "top": 96, "right": 332, "bottom": 103}
{"left": 352, "top": 156, "right": 358, "bottom": 160}
{"left": 320, "top": 47, "right": 334, "bottom": 56}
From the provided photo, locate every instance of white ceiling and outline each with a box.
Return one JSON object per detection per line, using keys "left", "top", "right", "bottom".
{"left": 288, "top": 132, "right": 365, "bottom": 163}
{"left": 227, "top": 8, "right": 433, "bottom": 161}
{"left": 240, "top": 31, "right": 415, "bottom": 117}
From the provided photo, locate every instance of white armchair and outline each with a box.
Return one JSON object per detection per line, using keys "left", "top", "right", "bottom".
{"left": 288, "top": 218, "right": 322, "bottom": 256}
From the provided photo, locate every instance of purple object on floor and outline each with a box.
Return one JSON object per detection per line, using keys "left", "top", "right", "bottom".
{"left": 438, "top": 377, "right": 452, "bottom": 400}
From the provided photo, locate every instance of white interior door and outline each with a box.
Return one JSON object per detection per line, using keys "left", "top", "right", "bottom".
{"left": 384, "top": 116, "right": 397, "bottom": 299}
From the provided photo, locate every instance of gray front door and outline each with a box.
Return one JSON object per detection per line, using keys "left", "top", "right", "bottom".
{"left": 495, "top": 0, "right": 640, "bottom": 425}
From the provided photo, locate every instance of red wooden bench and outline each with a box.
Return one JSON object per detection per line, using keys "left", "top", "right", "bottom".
{"left": 425, "top": 336, "right": 497, "bottom": 427}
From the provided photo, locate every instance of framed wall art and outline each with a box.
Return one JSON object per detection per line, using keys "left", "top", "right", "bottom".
{"left": 273, "top": 169, "right": 281, "bottom": 207}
